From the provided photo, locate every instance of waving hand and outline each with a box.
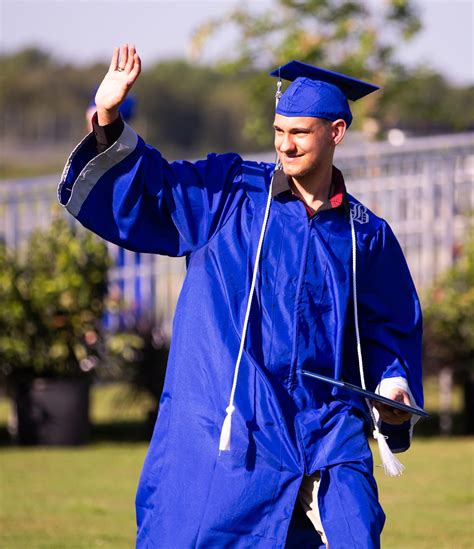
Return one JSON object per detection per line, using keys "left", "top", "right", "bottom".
{"left": 95, "top": 44, "right": 141, "bottom": 125}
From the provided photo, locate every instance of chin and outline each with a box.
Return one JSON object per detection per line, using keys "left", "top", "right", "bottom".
{"left": 282, "top": 164, "right": 310, "bottom": 178}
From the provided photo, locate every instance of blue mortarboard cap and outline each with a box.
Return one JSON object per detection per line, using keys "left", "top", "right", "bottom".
{"left": 270, "top": 60, "right": 379, "bottom": 127}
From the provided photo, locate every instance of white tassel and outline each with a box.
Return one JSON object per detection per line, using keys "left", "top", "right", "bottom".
{"left": 373, "top": 427, "right": 405, "bottom": 477}
{"left": 218, "top": 405, "right": 235, "bottom": 454}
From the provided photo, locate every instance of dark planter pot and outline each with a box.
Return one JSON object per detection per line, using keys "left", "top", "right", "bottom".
{"left": 11, "top": 377, "right": 91, "bottom": 445}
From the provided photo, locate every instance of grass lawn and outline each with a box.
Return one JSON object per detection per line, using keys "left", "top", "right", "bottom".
{"left": 0, "top": 383, "right": 472, "bottom": 547}
{"left": 1, "top": 440, "right": 472, "bottom": 548}
{"left": 375, "top": 438, "right": 473, "bottom": 548}
{"left": 0, "top": 442, "right": 146, "bottom": 548}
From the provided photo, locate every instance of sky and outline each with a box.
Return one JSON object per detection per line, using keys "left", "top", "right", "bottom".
{"left": 1, "top": 0, "right": 473, "bottom": 85}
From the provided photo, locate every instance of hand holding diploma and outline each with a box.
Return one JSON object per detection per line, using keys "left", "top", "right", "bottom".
{"left": 301, "top": 371, "right": 428, "bottom": 423}
{"left": 373, "top": 388, "right": 413, "bottom": 425}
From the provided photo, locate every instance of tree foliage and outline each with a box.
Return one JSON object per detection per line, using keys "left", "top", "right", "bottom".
{"left": 0, "top": 42, "right": 472, "bottom": 162}
{"left": 375, "top": 66, "right": 474, "bottom": 134}
{"left": 423, "top": 233, "right": 474, "bottom": 375}
{"left": 136, "top": 60, "right": 254, "bottom": 156}
{"left": 191, "top": 0, "right": 422, "bottom": 144}
{"left": 0, "top": 211, "right": 111, "bottom": 379}
{"left": 0, "top": 48, "right": 105, "bottom": 143}
{"left": 0, "top": 50, "right": 257, "bottom": 158}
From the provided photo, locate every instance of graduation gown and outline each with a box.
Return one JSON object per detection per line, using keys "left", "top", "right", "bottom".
{"left": 58, "top": 123, "right": 423, "bottom": 548}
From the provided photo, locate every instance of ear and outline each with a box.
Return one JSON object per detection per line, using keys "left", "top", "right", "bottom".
{"left": 331, "top": 119, "right": 347, "bottom": 145}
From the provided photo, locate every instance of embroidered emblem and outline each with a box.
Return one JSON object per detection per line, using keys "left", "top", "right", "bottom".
{"left": 350, "top": 202, "right": 369, "bottom": 224}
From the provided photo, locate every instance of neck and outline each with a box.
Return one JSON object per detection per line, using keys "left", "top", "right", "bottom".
{"left": 290, "top": 162, "right": 333, "bottom": 211}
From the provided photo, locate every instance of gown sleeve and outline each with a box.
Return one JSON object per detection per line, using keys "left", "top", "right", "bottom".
{"left": 357, "top": 221, "right": 424, "bottom": 451}
{"left": 58, "top": 122, "right": 244, "bottom": 257}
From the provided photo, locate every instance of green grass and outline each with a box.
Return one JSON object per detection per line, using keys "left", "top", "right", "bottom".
{"left": 0, "top": 443, "right": 146, "bottom": 547}
{"left": 0, "top": 383, "right": 153, "bottom": 547}
{"left": 0, "top": 382, "right": 472, "bottom": 547}
{"left": 375, "top": 438, "right": 474, "bottom": 548}
{"left": 0, "top": 439, "right": 472, "bottom": 548}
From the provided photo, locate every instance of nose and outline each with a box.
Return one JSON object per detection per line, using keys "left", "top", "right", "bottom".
{"left": 278, "top": 133, "right": 296, "bottom": 153}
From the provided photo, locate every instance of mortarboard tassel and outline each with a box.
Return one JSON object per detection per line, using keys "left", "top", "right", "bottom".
{"left": 275, "top": 78, "right": 283, "bottom": 107}
{"left": 372, "top": 427, "right": 405, "bottom": 476}
{"left": 350, "top": 212, "right": 405, "bottom": 477}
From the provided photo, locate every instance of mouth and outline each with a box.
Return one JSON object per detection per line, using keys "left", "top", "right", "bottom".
{"left": 281, "top": 154, "right": 303, "bottom": 163}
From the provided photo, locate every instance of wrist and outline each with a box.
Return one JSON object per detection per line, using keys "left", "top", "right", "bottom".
{"left": 96, "top": 107, "right": 120, "bottom": 126}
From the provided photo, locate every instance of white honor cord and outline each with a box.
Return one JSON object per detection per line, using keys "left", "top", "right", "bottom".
{"left": 219, "top": 81, "right": 283, "bottom": 454}
{"left": 218, "top": 169, "right": 275, "bottom": 453}
{"left": 350, "top": 213, "right": 405, "bottom": 476}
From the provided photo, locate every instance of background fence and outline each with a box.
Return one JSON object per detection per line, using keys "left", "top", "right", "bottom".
{"left": 1, "top": 132, "right": 473, "bottom": 335}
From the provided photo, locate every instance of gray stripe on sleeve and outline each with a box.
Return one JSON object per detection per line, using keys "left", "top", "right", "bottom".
{"left": 58, "top": 122, "right": 139, "bottom": 218}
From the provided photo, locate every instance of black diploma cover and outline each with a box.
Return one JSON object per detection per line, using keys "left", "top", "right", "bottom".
{"left": 302, "top": 370, "right": 429, "bottom": 418}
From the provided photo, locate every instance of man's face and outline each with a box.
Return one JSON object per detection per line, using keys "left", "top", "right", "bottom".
{"left": 273, "top": 114, "right": 335, "bottom": 178}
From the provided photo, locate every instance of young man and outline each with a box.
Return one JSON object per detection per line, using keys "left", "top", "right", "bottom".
{"left": 59, "top": 44, "right": 423, "bottom": 548}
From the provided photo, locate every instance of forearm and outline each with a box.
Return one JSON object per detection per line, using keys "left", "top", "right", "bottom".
{"left": 91, "top": 112, "right": 124, "bottom": 153}
{"left": 97, "top": 107, "right": 120, "bottom": 127}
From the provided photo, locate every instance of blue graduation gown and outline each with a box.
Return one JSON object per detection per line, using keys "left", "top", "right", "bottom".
{"left": 58, "top": 123, "right": 423, "bottom": 548}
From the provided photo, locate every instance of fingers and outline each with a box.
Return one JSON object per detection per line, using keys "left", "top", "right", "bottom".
{"left": 109, "top": 47, "right": 119, "bottom": 71}
{"left": 130, "top": 53, "right": 141, "bottom": 80}
{"left": 119, "top": 43, "right": 129, "bottom": 70}
{"left": 383, "top": 409, "right": 410, "bottom": 425}
{"left": 380, "top": 388, "right": 412, "bottom": 424}
{"left": 125, "top": 44, "right": 136, "bottom": 72}
{"left": 391, "top": 389, "right": 411, "bottom": 406}
{"left": 401, "top": 392, "right": 412, "bottom": 406}
{"left": 373, "top": 401, "right": 411, "bottom": 425}
{"left": 110, "top": 44, "right": 140, "bottom": 78}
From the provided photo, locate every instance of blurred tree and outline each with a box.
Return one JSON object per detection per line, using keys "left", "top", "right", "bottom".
{"left": 423, "top": 233, "right": 474, "bottom": 434}
{"left": 0, "top": 47, "right": 106, "bottom": 144}
{"left": 376, "top": 66, "right": 474, "bottom": 135}
{"left": 136, "top": 60, "right": 254, "bottom": 157}
{"left": 191, "top": 0, "right": 422, "bottom": 145}
{"left": 0, "top": 49, "right": 255, "bottom": 158}
{"left": 1, "top": 42, "right": 472, "bottom": 162}
{"left": 0, "top": 210, "right": 111, "bottom": 380}
{"left": 0, "top": 210, "right": 151, "bottom": 444}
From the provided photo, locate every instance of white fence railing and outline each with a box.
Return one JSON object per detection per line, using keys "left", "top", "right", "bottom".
{"left": 1, "top": 132, "right": 473, "bottom": 333}
{"left": 336, "top": 133, "right": 474, "bottom": 289}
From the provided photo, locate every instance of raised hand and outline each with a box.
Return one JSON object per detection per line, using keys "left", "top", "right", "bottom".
{"left": 95, "top": 44, "right": 141, "bottom": 125}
